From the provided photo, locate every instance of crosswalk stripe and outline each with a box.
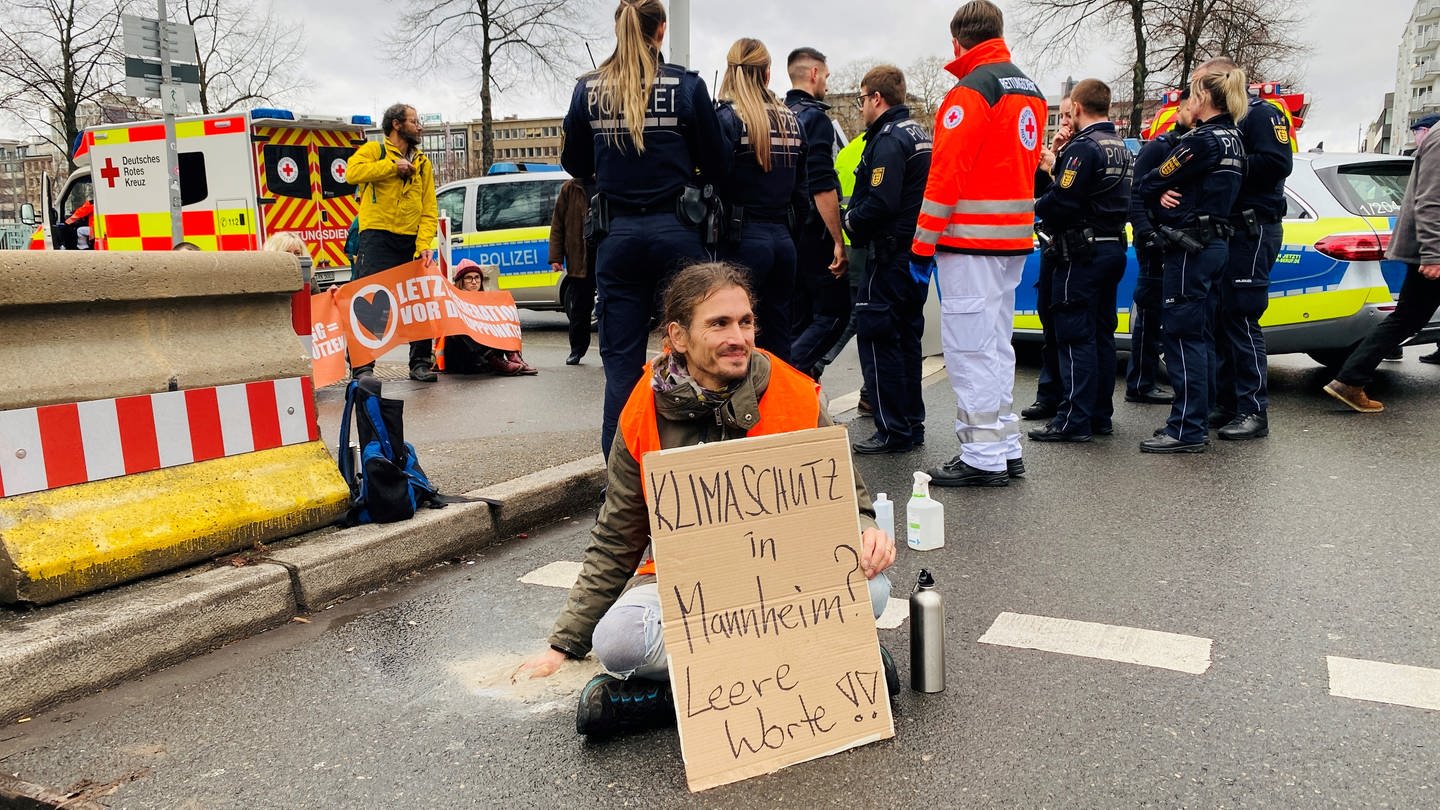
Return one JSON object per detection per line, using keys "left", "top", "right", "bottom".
{"left": 978, "top": 612, "right": 1212, "bottom": 674}
{"left": 877, "top": 597, "right": 909, "bottom": 629}
{"left": 1327, "top": 655, "right": 1440, "bottom": 711}
{"left": 519, "top": 561, "right": 583, "bottom": 589}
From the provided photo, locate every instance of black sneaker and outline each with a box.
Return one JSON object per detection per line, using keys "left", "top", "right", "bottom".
{"left": 1020, "top": 401, "right": 1056, "bottom": 420}
{"left": 575, "top": 674, "right": 675, "bottom": 738}
{"left": 1006, "top": 457, "right": 1026, "bottom": 478}
{"left": 928, "top": 455, "right": 1008, "bottom": 487}
{"left": 410, "top": 364, "right": 438, "bottom": 382}
{"left": 880, "top": 645, "right": 900, "bottom": 698}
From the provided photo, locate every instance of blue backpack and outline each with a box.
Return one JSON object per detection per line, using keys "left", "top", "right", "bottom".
{"left": 337, "top": 378, "right": 440, "bottom": 524}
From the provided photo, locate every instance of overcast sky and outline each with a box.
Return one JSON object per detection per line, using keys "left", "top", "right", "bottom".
{"left": 2, "top": 0, "right": 1412, "bottom": 151}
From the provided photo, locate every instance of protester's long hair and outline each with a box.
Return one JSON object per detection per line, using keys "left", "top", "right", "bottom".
{"left": 718, "top": 38, "right": 795, "bottom": 173}
{"left": 596, "top": 0, "right": 667, "bottom": 153}
{"left": 658, "top": 261, "right": 755, "bottom": 354}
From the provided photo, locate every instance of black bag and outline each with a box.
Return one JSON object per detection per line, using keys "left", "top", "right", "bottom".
{"left": 337, "top": 378, "right": 440, "bottom": 524}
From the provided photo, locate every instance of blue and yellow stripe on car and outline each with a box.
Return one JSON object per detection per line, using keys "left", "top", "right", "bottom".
{"left": 450, "top": 225, "right": 562, "bottom": 291}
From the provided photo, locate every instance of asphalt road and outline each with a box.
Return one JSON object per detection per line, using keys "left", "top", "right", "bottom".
{"left": 5, "top": 344, "right": 1440, "bottom": 808}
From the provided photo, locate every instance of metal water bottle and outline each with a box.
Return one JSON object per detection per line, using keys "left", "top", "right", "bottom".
{"left": 909, "top": 568, "right": 945, "bottom": 693}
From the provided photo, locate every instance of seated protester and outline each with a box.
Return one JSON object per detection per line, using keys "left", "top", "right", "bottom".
{"left": 513, "top": 261, "right": 899, "bottom": 738}
{"left": 442, "top": 259, "right": 538, "bottom": 376}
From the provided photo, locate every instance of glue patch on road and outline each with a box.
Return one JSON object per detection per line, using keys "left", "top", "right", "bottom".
{"left": 518, "top": 561, "right": 583, "bottom": 589}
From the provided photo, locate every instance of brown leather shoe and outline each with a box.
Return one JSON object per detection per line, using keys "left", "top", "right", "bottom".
{"left": 1323, "top": 380, "right": 1384, "bottom": 413}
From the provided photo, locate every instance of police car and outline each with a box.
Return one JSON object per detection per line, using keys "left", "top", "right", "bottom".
{"left": 1013, "top": 151, "right": 1438, "bottom": 365}
{"left": 436, "top": 169, "right": 572, "bottom": 311}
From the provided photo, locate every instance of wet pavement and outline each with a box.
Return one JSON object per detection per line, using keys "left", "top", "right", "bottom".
{"left": 4, "top": 346, "right": 1440, "bottom": 807}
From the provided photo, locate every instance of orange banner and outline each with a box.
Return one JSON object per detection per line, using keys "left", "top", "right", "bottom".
{"left": 308, "top": 260, "right": 523, "bottom": 387}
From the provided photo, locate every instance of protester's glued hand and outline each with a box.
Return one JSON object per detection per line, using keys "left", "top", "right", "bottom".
{"left": 512, "top": 647, "right": 567, "bottom": 682}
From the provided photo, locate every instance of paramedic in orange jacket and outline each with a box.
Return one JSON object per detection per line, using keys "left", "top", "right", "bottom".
{"left": 913, "top": 0, "right": 1046, "bottom": 488}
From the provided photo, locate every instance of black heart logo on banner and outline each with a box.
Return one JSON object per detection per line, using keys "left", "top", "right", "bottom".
{"left": 353, "top": 289, "right": 393, "bottom": 342}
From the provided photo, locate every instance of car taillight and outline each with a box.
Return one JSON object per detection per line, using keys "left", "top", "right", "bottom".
{"left": 1314, "top": 232, "right": 1390, "bottom": 261}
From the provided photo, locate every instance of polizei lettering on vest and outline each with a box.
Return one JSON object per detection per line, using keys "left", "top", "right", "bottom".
{"left": 647, "top": 457, "right": 844, "bottom": 534}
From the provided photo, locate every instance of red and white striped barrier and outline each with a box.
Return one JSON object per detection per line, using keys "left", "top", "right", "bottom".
{"left": 0, "top": 377, "right": 317, "bottom": 499}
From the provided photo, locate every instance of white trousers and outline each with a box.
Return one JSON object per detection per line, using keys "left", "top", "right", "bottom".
{"left": 935, "top": 252, "right": 1026, "bottom": 472}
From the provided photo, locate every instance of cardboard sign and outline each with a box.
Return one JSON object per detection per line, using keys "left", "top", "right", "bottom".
{"left": 645, "top": 425, "right": 894, "bottom": 792}
{"left": 307, "top": 260, "right": 524, "bottom": 387}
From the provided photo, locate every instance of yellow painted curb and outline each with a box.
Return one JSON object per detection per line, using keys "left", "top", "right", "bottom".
{"left": 0, "top": 441, "right": 349, "bottom": 605}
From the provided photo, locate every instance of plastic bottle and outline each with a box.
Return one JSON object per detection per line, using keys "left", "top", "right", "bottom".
{"left": 909, "top": 568, "right": 945, "bottom": 693}
{"left": 906, "top": 471, "right": 945, "bottom": 551}
{"left": 873, "top": 493, "right": 895, "bottom": 543}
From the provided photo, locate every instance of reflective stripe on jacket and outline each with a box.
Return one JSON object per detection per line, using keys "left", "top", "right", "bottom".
{"left": 622, "top": 348, "right": 820, "bottom": 576}
{"left": 912, "top": 39, "right": 1046, "bottom": 257}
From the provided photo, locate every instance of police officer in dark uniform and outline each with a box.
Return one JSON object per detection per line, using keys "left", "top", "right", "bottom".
{"left": 714, "top": 38, "right": 808, "bottom": 362}
{"left": 785, "top": 47, "right": 851, "bottom": 376}
{"left": 1028, "top": 79, "right": 1132, "bottom": 442}
{"left": 1125, "top": 100, "right": 1188, "bottom": 407}
{"left": 1211, "top": 61, "right": 1294, "bottom": 440}
{"left": 1138, "top": 65, "right": 1248, "bottom": 454}
{"left": 843, "top": 65, "right": 933, "bottom": 454}
{"left": 1022, "top": 95, "right": 1073, "bottom": 423}
{"left": 561, "top": 0, "right": 729, "bottom": 458}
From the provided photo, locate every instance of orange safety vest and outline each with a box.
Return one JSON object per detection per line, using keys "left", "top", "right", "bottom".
{"left": 621, "top": 349, "right": 820, "bottom": 576}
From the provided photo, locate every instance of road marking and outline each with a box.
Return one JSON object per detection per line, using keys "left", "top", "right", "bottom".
{"left": 828, "top": 356, "right": 946, "bottom": 416}
{"left": 519, "top": 561, "right": 582, "bottom": 589}
{"left": 1328, "top": 655, "right": 1440, "bottom": 712}
{"left": 877, "top": 597, "right": 909, "bottom": 629}
{"left": 978, "top": 612, "right": 1212, "bottom": 674}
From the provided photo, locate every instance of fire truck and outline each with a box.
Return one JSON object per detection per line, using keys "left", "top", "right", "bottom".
{"left": 25, "top": 108, "right": 371, "bottom": 288}
{"left": 1142, "top": 82, "right": 1308, "bottom": 151}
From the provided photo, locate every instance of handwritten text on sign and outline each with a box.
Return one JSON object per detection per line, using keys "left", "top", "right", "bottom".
{"left": 646, "top": 425, "right": 893, "bottom": 792}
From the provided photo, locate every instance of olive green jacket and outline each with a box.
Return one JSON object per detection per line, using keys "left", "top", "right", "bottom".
{"left": 546, "top": 351, "right": 878, "bottom": 657}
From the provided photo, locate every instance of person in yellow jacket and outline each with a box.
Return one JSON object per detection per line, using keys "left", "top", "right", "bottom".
{"left": 346, "top": 103, "right": 440, "bottom": 381}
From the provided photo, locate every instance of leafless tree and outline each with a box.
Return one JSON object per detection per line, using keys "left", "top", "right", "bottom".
{"left": 0, "top": 0, "right": 129, "bottom": 172}
{"left": 905, "top": 55, "right": 952, "bottom": 126}
{"left": 177, "top": 0, "right": 304, "bottom": 114}
{"left": 391, "top": 0, "right": 595, "bottom": 172}
{"left": 1145, "top": 0, "right": 1305, "bottom": 89}
{"left": 1017, "top": 0, "right": 1153, "bottom": 138}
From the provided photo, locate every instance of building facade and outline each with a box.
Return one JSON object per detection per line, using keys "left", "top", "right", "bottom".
{"left": 1392, "top": 0, "right": 1440, "bottom": 154}
{"left": 483, "top": 116, "right": 563, "bottom": 168}
{"left": 1364, "top": 93, "right": 1396, "bottom": 154}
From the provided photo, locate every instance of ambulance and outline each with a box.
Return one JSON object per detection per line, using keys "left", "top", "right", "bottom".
{"left": 26, "top": 108, "right": 370, "bottom": 288}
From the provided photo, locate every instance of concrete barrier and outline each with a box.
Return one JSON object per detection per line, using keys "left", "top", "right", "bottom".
{"left": 0, "top": 251, "right": 349, "bottom": 605}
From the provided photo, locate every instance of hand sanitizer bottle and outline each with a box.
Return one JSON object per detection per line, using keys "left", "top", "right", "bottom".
{"left": 906, "top": 471, "right": 944, "bottom": 551}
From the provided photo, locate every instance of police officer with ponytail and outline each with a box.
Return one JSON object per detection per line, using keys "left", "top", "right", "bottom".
{"left": 561, "top": 0, "right": 730, "bottom": 458}
{"left": 714, "top": 37, "right": 807, "bottom": 362}
{"left": 1206, "top": 58, "right": 1293, "bottom": 440}
{"left": 1137, "top": 64, "right": 1248, "bottom": 454}
{"left": 1028, "top": 78, "right": 1132, "bottom": 443}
